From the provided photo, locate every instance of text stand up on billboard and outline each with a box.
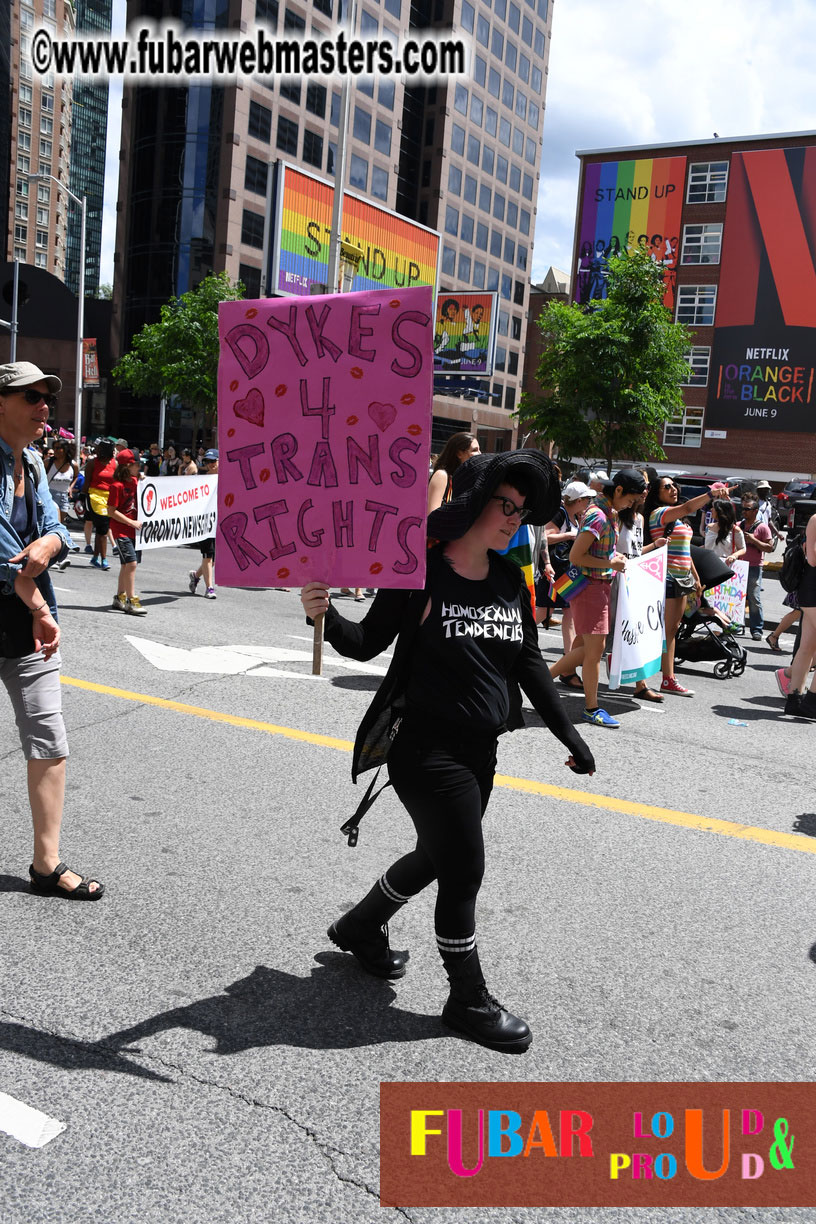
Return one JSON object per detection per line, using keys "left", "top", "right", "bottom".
{"left": 217, "top": 285, "right": 433, "bottom": 669}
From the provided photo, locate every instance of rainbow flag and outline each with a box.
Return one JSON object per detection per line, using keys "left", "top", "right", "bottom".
{"left": 498, "top": 525, "right": 535, "bottom": 614}
{"left": 551, "top": 565, "right": 590, "bottom": 604}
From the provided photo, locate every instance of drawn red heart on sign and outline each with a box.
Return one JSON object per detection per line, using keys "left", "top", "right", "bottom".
{"left": 368, "top": 401, "right": 396, "bottom": 432}
{"left": 233, "top": 388, "right": 264, "bottom": 428}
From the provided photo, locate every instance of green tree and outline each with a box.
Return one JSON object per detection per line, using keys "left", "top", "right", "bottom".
{"left": 519, "top": 251, "right": 693, "bottom": 473}
{"left": 112, "top": 271, "right": 245, "bottom": 440}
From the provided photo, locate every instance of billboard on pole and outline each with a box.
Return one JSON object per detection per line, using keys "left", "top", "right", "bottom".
{"left": 272, "top": 163, "right": 440, "bottom": 298}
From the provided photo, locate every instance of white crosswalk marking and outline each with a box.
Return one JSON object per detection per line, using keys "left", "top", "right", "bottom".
{"left": 0, "top": 1093, "right": 65, "bottom": 1148}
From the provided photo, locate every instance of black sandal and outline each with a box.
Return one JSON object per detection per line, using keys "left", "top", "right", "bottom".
{"left": 558, "top": 673, "right": 584, "bottom": 690}
{"left": 29, "top": 862, "right": 105, "bottom": 901}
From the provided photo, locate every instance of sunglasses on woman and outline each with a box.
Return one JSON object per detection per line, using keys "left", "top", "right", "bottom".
{"left": 491, "top": 495, "right": 530, "bottom": 521}
{"left": 15, "top": 387, "right": 58, "bottom": 410}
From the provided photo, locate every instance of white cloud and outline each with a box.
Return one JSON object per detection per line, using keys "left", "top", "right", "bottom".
{"left": 532, "top": 0, "right": 816, "bottom": 281}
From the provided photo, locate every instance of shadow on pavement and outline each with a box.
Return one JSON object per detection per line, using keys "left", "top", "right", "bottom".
{"left": 101, "top": 958, "right": 441, "bottom": 1055}
{"left": 0, "top": 1021, "right": 171, "bottom": 1082}
{"left": 793, "top": 814, "right": 816, "bottom": 838}
{"left": 330, "top": 675, "right": 382, "bottom": 691}
{"left": 710, "top": 703, "right": 784, "bottom": 722}
{"left": 0, "top": 873, "right": 30, "bottom": 894}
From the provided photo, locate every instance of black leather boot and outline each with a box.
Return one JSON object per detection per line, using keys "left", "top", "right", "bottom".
{"left": 327, "top": 878, "right": 408, "bottom": 979}
{"left": 441, "top": 948, "right": 532, "bottom": 1053}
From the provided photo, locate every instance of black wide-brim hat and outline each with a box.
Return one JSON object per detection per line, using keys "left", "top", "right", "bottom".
{"left": 427, "top": 449, "right": 561, "bottom": 541}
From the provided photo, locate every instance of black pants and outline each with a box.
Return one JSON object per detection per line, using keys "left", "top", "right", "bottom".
{"left": 384, "top": 722, "right": 498, "bottom": 951}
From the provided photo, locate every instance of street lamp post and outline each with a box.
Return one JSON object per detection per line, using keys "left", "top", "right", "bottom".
{"left": 28, "top": 174, "right": 86, "bottom": 447}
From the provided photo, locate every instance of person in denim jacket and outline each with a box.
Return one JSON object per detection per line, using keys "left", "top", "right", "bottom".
{"left": 0, "top": 361, "right": 104, "bottom": 899}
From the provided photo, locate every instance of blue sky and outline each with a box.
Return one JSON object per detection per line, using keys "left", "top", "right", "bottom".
{"left": 99, "top": 0, "right": 816, "bottom": 290}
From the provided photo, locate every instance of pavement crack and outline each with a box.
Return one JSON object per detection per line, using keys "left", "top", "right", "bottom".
{"left": 0, "top": 1003, "right": 409, "bottom": 1219}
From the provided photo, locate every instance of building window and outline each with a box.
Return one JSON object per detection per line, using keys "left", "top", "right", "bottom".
{"left": 485, "top": 106, "right": 498, "bottom": 137}
{"left": 498, "top": 310, "right": 508, "bottom": 336}
{"left": 314, "top": 0, "right": 332, "bottom": 14}
{"left": 676, "top": 285, "right": 717, "bottom": 326}
{"left": 19, "top": 83, "right": 33, "bottom": 105}
{"left": 458, "top": 253, "right": 471, "bottom": 282}
{"left": 464, "top": 174, "right": 477, "bottom": 204}
{"left": 482, "top": 146, "right": 494, "bottom": 175}
{"left": 513, "top": 279, "right": 525, "bottom": 305}
{"left": 41, "top": 93, "right": 54, "bottom": 114}
{"left": 663, "top": 405, "right": 704, "bottom": 448}
{"left": 379, "top": 78, "right": 395, "bottom": 110}
{"left": 522, "top": 172, "right": 534, "bottom": 199}
{"left": 491, "top": 28, "right": 504, "bottom": 57}
{"left": 474, "top": 55, "right": 486, "bottom": 86}
{"left": 37, "top": 184, "right": 49, "bottom": 203}
{"left": 506, "top": 200, "right": 517, "bottom": 227}
{"left": 516, "top": 245, "right": 527, "bottom": 271}
{"left": 687, "top": 160, "right": 729, "bottom": 204}
{"left": 371, "top": 165, "right": 388, "bottom": 200}
{"left": 471, "top": 95, "right": 483, "bottom": 126}
{"left": 14, "top": 247, "right": 27, "bottom": 262}
{"left": 488, "top": 68, "right": 501, "bottom": 99}
{"left": 20, "top": 6, "right": 34, "bottom": 29}
{"left": 245, "top": 155, "right": 269, "bottom": 196}
{"left": 513, "top": 127, "right": 524, "bottom": 155}
{"left": 284, "top": 7, "right": 306, "bottom": 29}
{"left": 519, "top": 50, "right": 531, "bottom": 81}
{"left": 495, "top": 0, "right": 507, "bottom": 17}
{"left": 473, "top": 260, "right": 485, "bottom": 288}
{"left": 451, "top": 123, "right": 465, "bottom": 155}
{"left": 528, "top": 101, "right": 540, "bottom": 130}
{"left": 479, "top": 183, "right": 492, "bottom": 213}
{"left": 257, "top": 0, "right": 279, "bottom": 19}
{"left": 476, "top": 222, "right": 488, "bottom": 250}
{"left": 454, "top": 83, "right": 468, "bottom": 114}
{"left": 374, "top": 119, "right": 391, "bottom": 156}
{"left": 40, "top": 115, "right": 53, "bottom": 136}
{"left": 461, "top": 0, "right": 475, "bottom": 31}
{"left": 18, "top": 131, "right": 31, "bottom": 152}
{"left": 280, "top": 80, "right": 301, "bottom": 105}
{"left": 36, "top": 206, "right": 48, "bottom": 225}
{"left": 353, "top": 106, "right": 371, "bottom": 144}
{"left": 349, "top": 153, "right": 368, "bottom": 190}
{"left": 441, "top": 245, "right": 456, "bottom": 276}
{"left": 15, "top": 201, "right": 28, "bottom": 221}
{"left": 502, "top": 79, "right": 514, "bottom": 110}
{"left": 239, "top": 263, "right": 262, "bottom": 298}
{"left": 19, "top": 107, "right": 32, "bottom": 128}
{"left": 505, "top": 386, "right": 516, "bottom": 413}
{"left": 306, "top": 82, "right": 326, "bottom": 117}
{"left": 504, "top": 236, "right": 515, "bottom": 264}
{"left": 525, "top": 137, "right": 537, "bottom": 165}
{"left": 302, "top": 129, "right": 323, "bottom": 168}
{"left": 241, "top": 209, "right": 265, "bottom": 248}
{"left": 276, "top": 115, "right": 298, "bottom": 155}
{"left": 515, "top": 92, "right": 527, "bottom": 122}
{"left": 14, "top": 224, "right": 27, "bottom": 243}
{"left": 499, "top": 117, "right": 511, "bottom": 146}
{"left": 511, "top": 315, "right": 522, "bottom": 340}
{"left": 490, "top": 229, "right": 502, "bottom": 256}
{"left": 248, "top": 101, "right": 272, "bottom": 142}
{"left": 519, "top": 208, "right": 530, "bottom": 235}
{"left": 36, "top": 229, "right": 48, "bottom": 248}
{"left": 681, "top": 222, "right": 723, "bottom": 265}
{"left": 508, "top": 1, "right": 520, "bottom": 31}
{"left": 449, "top": 165, "right": 462, "bottom": 195}
{"left": 467, "top": 133, "right": 480, "bottom": 165}
{"left": 508, "top": 351, "right": 518, "bottom": 375}
{"left": 460, "top": 213, "right": 474, "bottom": 243}
{"left": 681, "top": 347, "right": 711, "bottom": 386}
{"left": 496, "top": 154, "right": 508, "bottom": 184}
{"left": 501, "top": 274, "right": 512, "bottom": 300}
{"left": 476, "top": 13, "right": 489, "bottom": 45}
{"left": 384, "top": 0, "right": 401, "bottom": 16}
{"left": 531, "top": 65, "right": 542, "bottom": 92}
{"left": 445, "top": 205, "right": 459, "bottom": 236}
{"left": 34, "top": 251, "right": 47, "bottom": 268}
{"left": 493, "top": 193, "right": 505, "bottom": 222}
{"left": 495, "top": 344, "right": 506, "bottom": 371}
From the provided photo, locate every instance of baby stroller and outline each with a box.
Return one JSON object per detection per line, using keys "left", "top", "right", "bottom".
{"left": 673, "top": 546, "right": 747, "bottom": 679}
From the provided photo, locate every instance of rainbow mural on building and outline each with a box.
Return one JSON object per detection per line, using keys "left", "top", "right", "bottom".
{"left": 575, "top": 156, "right": 687, "bottom": 308}
{"left": 272, "top": 163, "right": 440, "bottom": 297}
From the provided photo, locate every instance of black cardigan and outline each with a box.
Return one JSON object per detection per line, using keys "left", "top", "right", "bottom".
{"left": 319, "top": 547, "right": 596, "bottom": 782}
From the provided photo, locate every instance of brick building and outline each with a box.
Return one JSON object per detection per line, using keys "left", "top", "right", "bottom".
{"left": 572, "top": 131, "right": 816, "bottom": 484}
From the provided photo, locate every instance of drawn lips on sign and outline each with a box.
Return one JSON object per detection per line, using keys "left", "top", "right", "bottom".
{"left": 368, "top": 401, "right": 396, "bottom": 432}
{"left": 233, "top": 388, "right": 265, "bottom": 428}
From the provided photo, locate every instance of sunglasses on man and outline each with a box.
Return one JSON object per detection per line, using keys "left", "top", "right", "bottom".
{"left": 12, "top": 387, "right": 58, "bottom": 411}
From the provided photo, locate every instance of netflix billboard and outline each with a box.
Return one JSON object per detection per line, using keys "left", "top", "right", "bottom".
{"left": 706, "top": 146, "right": 816, "bottom": 433}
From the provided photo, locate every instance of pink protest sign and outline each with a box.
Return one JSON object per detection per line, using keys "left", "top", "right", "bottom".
{"left": 216, "top": 286, "right": 433, "bottom": 590}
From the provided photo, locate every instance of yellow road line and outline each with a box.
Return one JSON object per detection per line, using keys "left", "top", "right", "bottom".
{"left": 61, "top": 674, "right": 816, "bottom": 857}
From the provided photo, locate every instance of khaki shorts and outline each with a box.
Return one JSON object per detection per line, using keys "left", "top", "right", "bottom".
{"left": 0, "top": 650, "right": 69, "bottom": 760}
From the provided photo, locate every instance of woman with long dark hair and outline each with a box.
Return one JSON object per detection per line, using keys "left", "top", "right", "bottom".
{"left": 704, "top": 498, "right": 745, "bottom": 565}
{"left": 427, "top": 432, "right": 480, "bottom": 513}
{"left": 643, "top": 477, "right": 731, "bottom": 695}
{"left": 301, "top": 451, "right": 595, "bottom": 1053}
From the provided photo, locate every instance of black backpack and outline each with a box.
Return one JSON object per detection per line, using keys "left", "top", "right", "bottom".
{"left": 780, "top": 534, "right": 806, "bottom": 593}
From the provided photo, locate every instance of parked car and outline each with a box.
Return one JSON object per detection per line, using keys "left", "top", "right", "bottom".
{"left": 776, "top": 479, "right": 816, "bottom": 519}
{"left": 785, "top": 497, "right": 816, "bottom": 533}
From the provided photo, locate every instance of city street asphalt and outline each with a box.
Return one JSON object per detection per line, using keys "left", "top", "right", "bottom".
{"left": 1, "top": 535, "right": 815, "bottom": 1224}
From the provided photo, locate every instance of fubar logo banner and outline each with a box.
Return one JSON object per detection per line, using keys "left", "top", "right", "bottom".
{"left": 380, "top": 1082, "right": 816, "bottom": 1207}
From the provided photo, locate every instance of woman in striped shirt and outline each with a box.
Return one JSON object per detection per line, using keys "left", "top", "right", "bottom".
{"left": 643, "top": 477, "right": 732, "bottom": 696}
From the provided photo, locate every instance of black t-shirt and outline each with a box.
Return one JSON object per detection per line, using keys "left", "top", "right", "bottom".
{"left": 404, "top": 552, "right": 524, "bottom": 734}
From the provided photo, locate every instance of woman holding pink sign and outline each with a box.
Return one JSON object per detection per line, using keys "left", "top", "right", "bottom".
{"left": 301, "top": 450, "right": 595, "bottom": 1055}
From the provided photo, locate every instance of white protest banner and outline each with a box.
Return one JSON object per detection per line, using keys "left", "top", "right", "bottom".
{"left": 704, "top": 559, "right": 748, "bottom": 626}
{"left": 215, "top": 285, "right": 433, "bottom": 591}
{"left": 136, "top": 475, "right": 219, "bottom": 550}
{"left": 608, "top": 549, "right": 667, "bottom": 690}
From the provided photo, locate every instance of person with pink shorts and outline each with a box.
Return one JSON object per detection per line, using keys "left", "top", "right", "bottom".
{"left": 549, "top": 469, "right": 645, "bottom": 727}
